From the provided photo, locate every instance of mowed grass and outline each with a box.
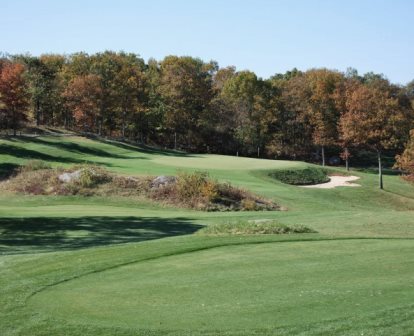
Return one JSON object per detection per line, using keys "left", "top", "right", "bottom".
{"left": 28, "top": 239, "right": 414, "bottom": 332}
{"left": 1, "top": 134, "right": 414, "bottom": 335}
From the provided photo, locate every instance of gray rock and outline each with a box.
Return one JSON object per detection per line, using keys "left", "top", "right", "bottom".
{"left": 151, "top": 175, "right": 176, "bottom": 188}
{"left": 58, "top": 170, "right": 82, "bottom": 183}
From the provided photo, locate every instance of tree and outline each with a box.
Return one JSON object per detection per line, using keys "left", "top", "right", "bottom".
{"left": 142, "top": 58, "right": 165, "bottom": 143}
{"left": 112, "top": 53, "right": 146, "bottom": 140}
{"left": 395, "top": 130, "right": 414, "bottom": 177}
{"left": 39, "top": 54, "right": 66, "bottom": 126}
{"left": 305, "top": 69, "right": 344, "bottom": 166}
{"left": 219, "top": 71, "right": 276, "bottom": 156}
{"left": 15, "top": 55, "right": 52, "bottom": 126}
{"left": 158, "top": 56, "right": 214, "bottom": 150}
{"left": 339, "top": 82, "right": 410, "bottom": 189}
{"left": 62, "top": 74, "right": 102, "bottom": 132}
{"left": 275, "top": 71, "right": 314, "bottom": 159}
{"left": 0, "top": 62, "right": 29, "bottom": 135}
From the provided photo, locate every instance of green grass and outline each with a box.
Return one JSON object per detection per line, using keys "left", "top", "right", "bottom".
{"left": 27, "top": 239, "right": 414, "bottom": 333}
{"left": 1, "top": 134, "right": 414, "bottom": 335}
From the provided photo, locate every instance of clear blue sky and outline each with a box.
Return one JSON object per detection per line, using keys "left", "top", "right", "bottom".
{"left": 1, "top": 0, "right": 413, "bottom": 84}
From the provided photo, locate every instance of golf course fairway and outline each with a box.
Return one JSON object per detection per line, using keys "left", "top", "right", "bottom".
{"left": 29, "top": 239, "right": 414, "bottom": 331}
{"left": 1, "top": 135, "right": 414, "bottom": 335}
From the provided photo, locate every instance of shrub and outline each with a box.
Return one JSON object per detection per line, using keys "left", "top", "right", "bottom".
{"left": 217, "top": 182, "right": 246, "bottom": 202}
{"left": 268, "top": 167, "right": 329, "bottom": 185}
{"left": 75, "top": 166, "right": 112, "bottom": 188}
{"left": 176, "top": 171, "right": 218, "bottom": 204}
{"left": 6, "top": 169, "right": 55, "bottom": 195}
{"left": 20, "top": 160, "right": 51, "bottom": 173}
{"left": 240, "top": 199, "right": 257, "bottom": 211}
{"left": 197, "top": 220, "right": 316, "bottom": 235}
{"left": 2, "top": 165, "right": 280, "bottom": 212}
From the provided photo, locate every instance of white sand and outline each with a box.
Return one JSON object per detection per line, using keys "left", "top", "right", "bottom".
{"left": 300, "top": 175, "right": 360, "bottom": 189}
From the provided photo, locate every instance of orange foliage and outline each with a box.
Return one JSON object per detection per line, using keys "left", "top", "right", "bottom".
{"left": 63, "top": 74, "right": 102, "bottom": 131}
{"left": 0, "top": 62, "right": 29, "bottom": 133}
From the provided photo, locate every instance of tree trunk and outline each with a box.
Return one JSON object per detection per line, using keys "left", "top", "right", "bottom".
{"left": 36, "top": 100, "right": 40, "bottom": 126}
{"left": 122, "top": 110, "right": 126, "bottom": 140}
{"left": 344, "top": 147, "right": 350, "bottom": 171}
{"left": 321, "top": 146, "right": 325, "bottom": 166}
{"left": 174, "top": 132, "right": 177, "bottom": 150}
{"left": 64, "top": 111, "right": 68, "bottom": 129}
{"left": 377, "top": 150, "right": 383, "bottom": 190}
{"left": 12, "top": 109, "right": 17, "bottom": 136}
{"left": 98, "top": 118, "right": 102, "bottom": 136}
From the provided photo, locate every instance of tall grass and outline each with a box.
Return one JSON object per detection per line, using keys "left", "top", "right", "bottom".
{"left": 197, "top": 219, "right": 315, "bottom": 235}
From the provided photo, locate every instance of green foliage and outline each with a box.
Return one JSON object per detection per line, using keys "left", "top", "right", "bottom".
{"left": 268, "top": 167, "right": 330, "bottom": 185}
{"left": 76, "top": 166, "right": 111, "bottom": 188}
{"left": 198, "top": 219, "right": 315, "bottom": 235}
{"left": 20, "top": 159, "right": 51, "bottom": 172}
{"left": 2, "top": 52, "right": 413, "bottom": 165}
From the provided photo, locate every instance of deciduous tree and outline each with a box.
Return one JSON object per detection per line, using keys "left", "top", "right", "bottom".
{"left": 395, "top": 130, "right": 414, "bottom": 177}
{"left": 62, "top": 74, "right": 102, "bottom": 132}
{"left": 339, "top": 82, "right": 409, "bottom": 189}
{"left": 305, "top": 69, "right": 344, "bottom": 166}
{"left": 158, "top": 56, "right": 214, "bottom": 149}
{"left": 0, "top": 62, "right": 29, "bottom": 135}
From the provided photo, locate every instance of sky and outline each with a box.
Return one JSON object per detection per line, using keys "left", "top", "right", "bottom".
{"left": 1, "top": 0, "right": 413, "bottom": 84}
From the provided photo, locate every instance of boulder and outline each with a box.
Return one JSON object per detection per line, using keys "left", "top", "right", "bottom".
{"left": 151, "top": 175, "right": 176, "bottom": 188}
{"left": 58, "top": 170, "right": 82, "bottom": 183}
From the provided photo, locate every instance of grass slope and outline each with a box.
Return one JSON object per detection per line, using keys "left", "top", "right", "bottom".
{"left": 1, "top": 134, "right": 414, "bottom": 335}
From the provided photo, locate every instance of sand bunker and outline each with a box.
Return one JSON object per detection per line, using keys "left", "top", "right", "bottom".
{"left": 300, "top": 175, "right": 360, "bottom": 189}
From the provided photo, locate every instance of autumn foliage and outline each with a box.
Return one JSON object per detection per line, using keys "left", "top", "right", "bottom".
{"left": 0, "top": 52, "right": 414, "bottom": 188}
{"left": 63, "top": 75, "right": 102, "bottom": 131}
{"left": 0, "top": 62, "right": 29, "bottom": 135}
{"left": 395, "top": 130, "right": 414, "bottom": 178}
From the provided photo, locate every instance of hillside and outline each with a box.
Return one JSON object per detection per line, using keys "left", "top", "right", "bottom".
{"left": 1, "top": 135, "right": 414, "bottom": 335}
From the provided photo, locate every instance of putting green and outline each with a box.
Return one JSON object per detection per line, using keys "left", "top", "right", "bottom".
{"left": 29, "top": 239, "right": 414, "bottom": 331}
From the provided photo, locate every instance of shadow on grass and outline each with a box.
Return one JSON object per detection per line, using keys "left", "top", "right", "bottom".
{"left": 0, "top": 144, "right": 85, "bottom": 164}
{"left": 0, "top": 216, "right": 202, "bottom": 254}
{"left": 12, "top": 136, "right": 131, "bottom": 159}
{"left": 93, "top": 136, "right": 200, "bottom": 157}
{"left": 0, "top": 163, "right": 20, "bottom": 180}
{"left": 352, "top": 167, "right": 401, "bottom": 176}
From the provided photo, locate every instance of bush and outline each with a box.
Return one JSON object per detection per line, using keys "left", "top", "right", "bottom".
{"left": 6, "top": 169, "right": 56, "bottom": 195}
{"left": 2, "top": 166, "right": 280, "bottom": 212}
{"left": 20, "top": 160, "right": 51, "bottom": 173}
{"left": 75, "top": 166, "right": 112, "bottom": 188}
{"left": 268, "top": 167, "right": 329, "bottom": 185}
{"left": 240, "top": 199, "right": 257, "bottom": 211}
{"left": 197, "top": 220, "right": 315, "bottom": 235}
{"left": 176, "top": 171, "right": 218, "bottom": 204}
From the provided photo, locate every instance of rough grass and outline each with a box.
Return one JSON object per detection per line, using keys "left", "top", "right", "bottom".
{"left": 197, "top": 219, "right": 315, "bottom": 235}
{"left": 1, "top": 165, "right": 279, "bottom": 211}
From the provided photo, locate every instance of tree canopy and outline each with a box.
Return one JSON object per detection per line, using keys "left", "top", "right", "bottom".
{"left": 1, "top": 51, "right": 413, "bottom": 188}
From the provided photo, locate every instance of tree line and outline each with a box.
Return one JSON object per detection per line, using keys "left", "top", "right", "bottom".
{"left": 1, "top": 51, "right": 414, "bottom": 188}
